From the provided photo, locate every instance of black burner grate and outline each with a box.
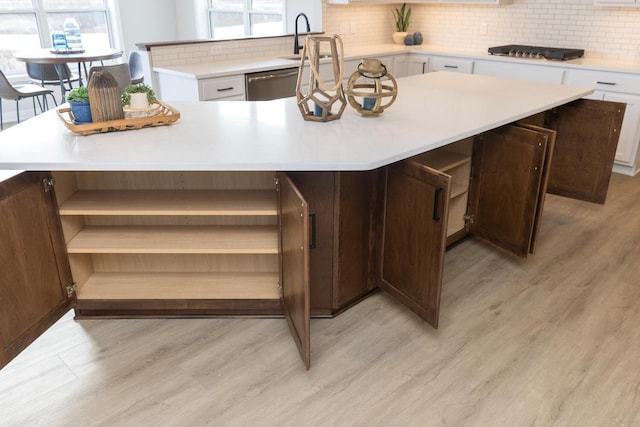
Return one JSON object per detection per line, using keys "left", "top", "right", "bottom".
{"left": 488, "top": 45, "right": 584, "bottom": 61}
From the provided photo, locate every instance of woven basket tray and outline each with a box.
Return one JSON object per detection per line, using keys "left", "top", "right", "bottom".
{"left": 57, "top": 101, "right": 180, "bottom": 136}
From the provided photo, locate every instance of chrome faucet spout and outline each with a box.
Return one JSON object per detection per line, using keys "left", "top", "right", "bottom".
{"left": 293, "top": 13, "right": 311, "bottom": 55}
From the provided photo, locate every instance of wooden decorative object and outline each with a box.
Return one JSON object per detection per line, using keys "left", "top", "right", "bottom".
{"left": 87, "top": 71, "right": 124, "bottom": 122}
{"left": 295, "top": 35, "right": 346, "bottom": 122}
{"left": 345, "top": 58, "right": 398, "bottom": 117}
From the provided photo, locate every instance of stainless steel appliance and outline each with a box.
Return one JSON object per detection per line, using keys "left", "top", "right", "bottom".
{"left": 245, "top": 67, "right": 299, "bottom": 101}
{"left": 488, "top": 45, "right": 584, "bottom": 61}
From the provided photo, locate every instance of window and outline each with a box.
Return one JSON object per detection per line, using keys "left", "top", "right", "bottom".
{"left": 0, "top": 0, "right": 113, "bottom": 76}
{"left": 208, "top": 0, "right": 284, "bottom": 39}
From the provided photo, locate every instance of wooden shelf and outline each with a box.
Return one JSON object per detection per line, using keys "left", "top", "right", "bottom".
{"left": 66, "top": 225, "right": 279, "bottom": 254}
{"left": 59, "top": 190, "right": 277, "bottom": 216}
{"left": 451, "top": 182, "right": 469, "bottom": 199}
{"left": 77, "top": 272, "right": 280, "bottom": 300}
{"left": 412, "top": 150, "right": 471, "bottom": 172}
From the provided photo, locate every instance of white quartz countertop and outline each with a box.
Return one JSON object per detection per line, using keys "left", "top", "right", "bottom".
{"left": 154, "top": 43, "right": 640, "bottom": 80}
{"left": 0, "top": 72, "right": 592, "bottom": 172}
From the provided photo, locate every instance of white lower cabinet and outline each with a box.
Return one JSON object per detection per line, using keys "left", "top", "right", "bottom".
{"left": 406, "top": 54, "right": 472, "bottom": 75}
{"left": 565, "top": 69, "right": 640, "bottom": 173}
{"left": 392, "top": 55, "right": 409, "bottom": 78}
{"left": 429, "top": 56, "right": 473, "bottom": 74}
{"left": 157, "top": 73, "right": 246, "bottom": 101}
{"left": 408, "top": 54, "right": 429, "bottom": 75}
{"left": 474, "top": 60, "right": 565, "bottom": 84}
{"left": 199, "top": 75, "right": 246, "bottom": 101}
{"left": 602, "top": 92, "right": 640, "bottom": 167}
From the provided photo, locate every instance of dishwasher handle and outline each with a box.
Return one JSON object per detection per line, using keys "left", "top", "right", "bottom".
{"left": 246, "top": 70, "right": 299, "bottom": 83}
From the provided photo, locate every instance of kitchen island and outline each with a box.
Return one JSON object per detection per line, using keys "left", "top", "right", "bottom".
{"left": 0, "top": 72, "right": 591, "bottom": 171}
{"left": 1, "top": 72, "right": 623, "bottom": 369}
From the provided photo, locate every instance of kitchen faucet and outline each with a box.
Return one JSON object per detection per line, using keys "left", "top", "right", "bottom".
{"left": 293, "top": 13, "right": 310, "bottom": 55}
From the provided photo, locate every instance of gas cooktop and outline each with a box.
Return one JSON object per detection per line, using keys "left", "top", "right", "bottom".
{"left": 488, "top": 45, "right": 585, "bottom": 61}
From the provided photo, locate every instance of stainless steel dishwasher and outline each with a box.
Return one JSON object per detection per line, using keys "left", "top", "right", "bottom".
{"left": 245, "top": 67, "right": 299, "bottom": 101}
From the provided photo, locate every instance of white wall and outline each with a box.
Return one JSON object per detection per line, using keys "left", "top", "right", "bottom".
{"left": 116, "top": 0, "right": 179, "bottom": 54}
{"left": 286, "top": 0, "right": 323, "bottom": 34}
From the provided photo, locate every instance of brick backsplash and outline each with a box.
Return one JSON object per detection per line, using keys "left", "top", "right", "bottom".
{"left": 324, "top": 0, "right": 640, "bottom": 61}
{"left": 151, "top": 0, "right": 640, "bottom": 67}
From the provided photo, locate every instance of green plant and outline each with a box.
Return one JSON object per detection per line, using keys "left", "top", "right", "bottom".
{"left": 66, "top": 86, "right": 89, "bottom": 102}
{"left": 121, "top": 84, "right": 156, "bottom": 105}
{"left": 392, "top": 3, "right": 411, "bottom": 33}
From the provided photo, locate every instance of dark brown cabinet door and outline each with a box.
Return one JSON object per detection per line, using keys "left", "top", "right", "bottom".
{"left": 378, "top": 161, "right": 451, "bottom": 328}
{"left": 467, "top": 125, "right": 550, "bottom": 258}
{"left": 0, "top": 172, "right": 73, "bottom": 370}
{"left": 286, "top": 171, "right": 377, "bottom": 316}
{"left": 545, "top": 99, "right": 625, "bottom": 204}
{"left": 277, "top": 173, "right": 311, "bottom": 369}
{"left": 514, "top": 123, "right": 557, "bottom": 255}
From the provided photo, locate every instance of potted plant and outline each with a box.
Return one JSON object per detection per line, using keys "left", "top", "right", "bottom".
{"left": 121, "top": 84, "right": 156, "bottom": 109}
{"left": 392, "top": 3, "right": 411, "bottom": 45}
{"left": 66, "top": 86, "right": 92, "bottom": 124}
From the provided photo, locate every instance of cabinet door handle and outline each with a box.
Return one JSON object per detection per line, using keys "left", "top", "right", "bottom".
{"left": 309, "top": 212, "right": 317, "bottom": 249}
{"left": 433, "top": 187, "right": 443, "bottom": 221}
{"left": 596, "top": 81, "right": 616, "bottom": 86}
{"left": 444, "top": 65, "right": 459, "bottom": 69}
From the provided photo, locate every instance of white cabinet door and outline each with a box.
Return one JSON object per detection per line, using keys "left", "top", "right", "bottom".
{"left": 474, "top": 60, "right": 565, "bottom": 84}
{"left": 408, "top": 54, "right": 429, "bottom": 75}
{"left": 156, "top": 72, "right": 200, "bottom": 102}
{"left": 393, "top": 54, "right": 409, "bottom": 78}
{"left": 602, "top": 92, "right": 640, "bottom": 166}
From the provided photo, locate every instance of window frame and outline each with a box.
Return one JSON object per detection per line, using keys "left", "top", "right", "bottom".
{"left": 207, "top": 0, "right": 285, "bottom": 39}
{"left": 0, "top": 0, "right": 114, "bottom": 76}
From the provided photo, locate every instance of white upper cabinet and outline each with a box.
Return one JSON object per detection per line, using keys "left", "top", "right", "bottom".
{"left": 326, "top": 0, "right": 510, "bottom": 4}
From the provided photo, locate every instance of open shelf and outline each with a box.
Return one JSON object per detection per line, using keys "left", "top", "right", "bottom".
{"left": 51, "top": 171, "right": 283, "bottom": 317}
{"left": 411, "top": 149, "right": 471, "bottom": 173}
{"left": 66, "top": 225, "right": 279, "bottom": 254}
{"left": 59, "top": 190, "right": 277, "bottom": 216}
{"left": 77, "top": 272, "right": 280, "bottom": 300}
{"left": 410, "top": 144, "right": 473, "bottom": 239}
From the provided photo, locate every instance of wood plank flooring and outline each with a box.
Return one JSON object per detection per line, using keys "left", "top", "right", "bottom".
{"left": 1, "top": 173, "right": 639, "bottom": 426}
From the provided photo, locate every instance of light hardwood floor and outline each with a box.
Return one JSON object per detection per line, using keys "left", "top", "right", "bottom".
{"left": 1, "top": 173, "right": 639, "bottom": 427}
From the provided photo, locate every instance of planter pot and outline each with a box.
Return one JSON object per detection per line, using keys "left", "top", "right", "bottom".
{"left": 69, "top": 100, "right": 92, "bottom": 124}
{"left": 129, "top": 92, "right": 149, "bottom": 109}
{"left": 392, "top": 32, "right": 408, "bottom": 45}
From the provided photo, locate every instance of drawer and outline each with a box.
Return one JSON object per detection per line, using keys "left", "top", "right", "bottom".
{"left": 199, "top": 75, "right": 245, "bottom": 100}
{"left": 564, "top": 69, "right": 640, "bottom": 94}
{"left": 429, "top": 57, "right": 474, "bottom": 74}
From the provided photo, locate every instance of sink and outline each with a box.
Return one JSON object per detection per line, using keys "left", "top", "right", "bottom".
{"left": 280, "top": 53, "right": 333, "bottom": 61}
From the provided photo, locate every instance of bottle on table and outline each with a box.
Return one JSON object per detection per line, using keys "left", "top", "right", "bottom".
{"left": 63, "top": 18, "right": 83, "bottom": 51}
{"left": 51, "top": 31, "right": 68, "bottom": 51}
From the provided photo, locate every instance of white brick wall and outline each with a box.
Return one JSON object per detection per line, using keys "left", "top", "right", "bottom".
{"left": 150, "top": 1, "right": 640, "bottom": 68}
{"left": 324, "top": 0, "right": 640, "bottom": 61}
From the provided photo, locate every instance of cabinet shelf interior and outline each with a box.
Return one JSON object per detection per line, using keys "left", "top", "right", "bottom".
{"left": 77, "top": 272, "right": 280, "bottom": 300}
{"left": 58, "top": 189, "right": 278, "bottom": 216}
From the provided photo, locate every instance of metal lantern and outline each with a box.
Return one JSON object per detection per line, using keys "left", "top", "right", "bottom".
{"left": 345, "top": 58, "right": 398, "bottom": 117}
{"left": 295, "top": 35, "right": 346, "bottom": 122}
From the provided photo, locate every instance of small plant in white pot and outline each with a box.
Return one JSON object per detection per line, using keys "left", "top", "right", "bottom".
{"left": 392, "top": 3, "right": 411, "bottom": 45}
{"left": 121, "top": 84, "right": 156, "bottom": 109}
